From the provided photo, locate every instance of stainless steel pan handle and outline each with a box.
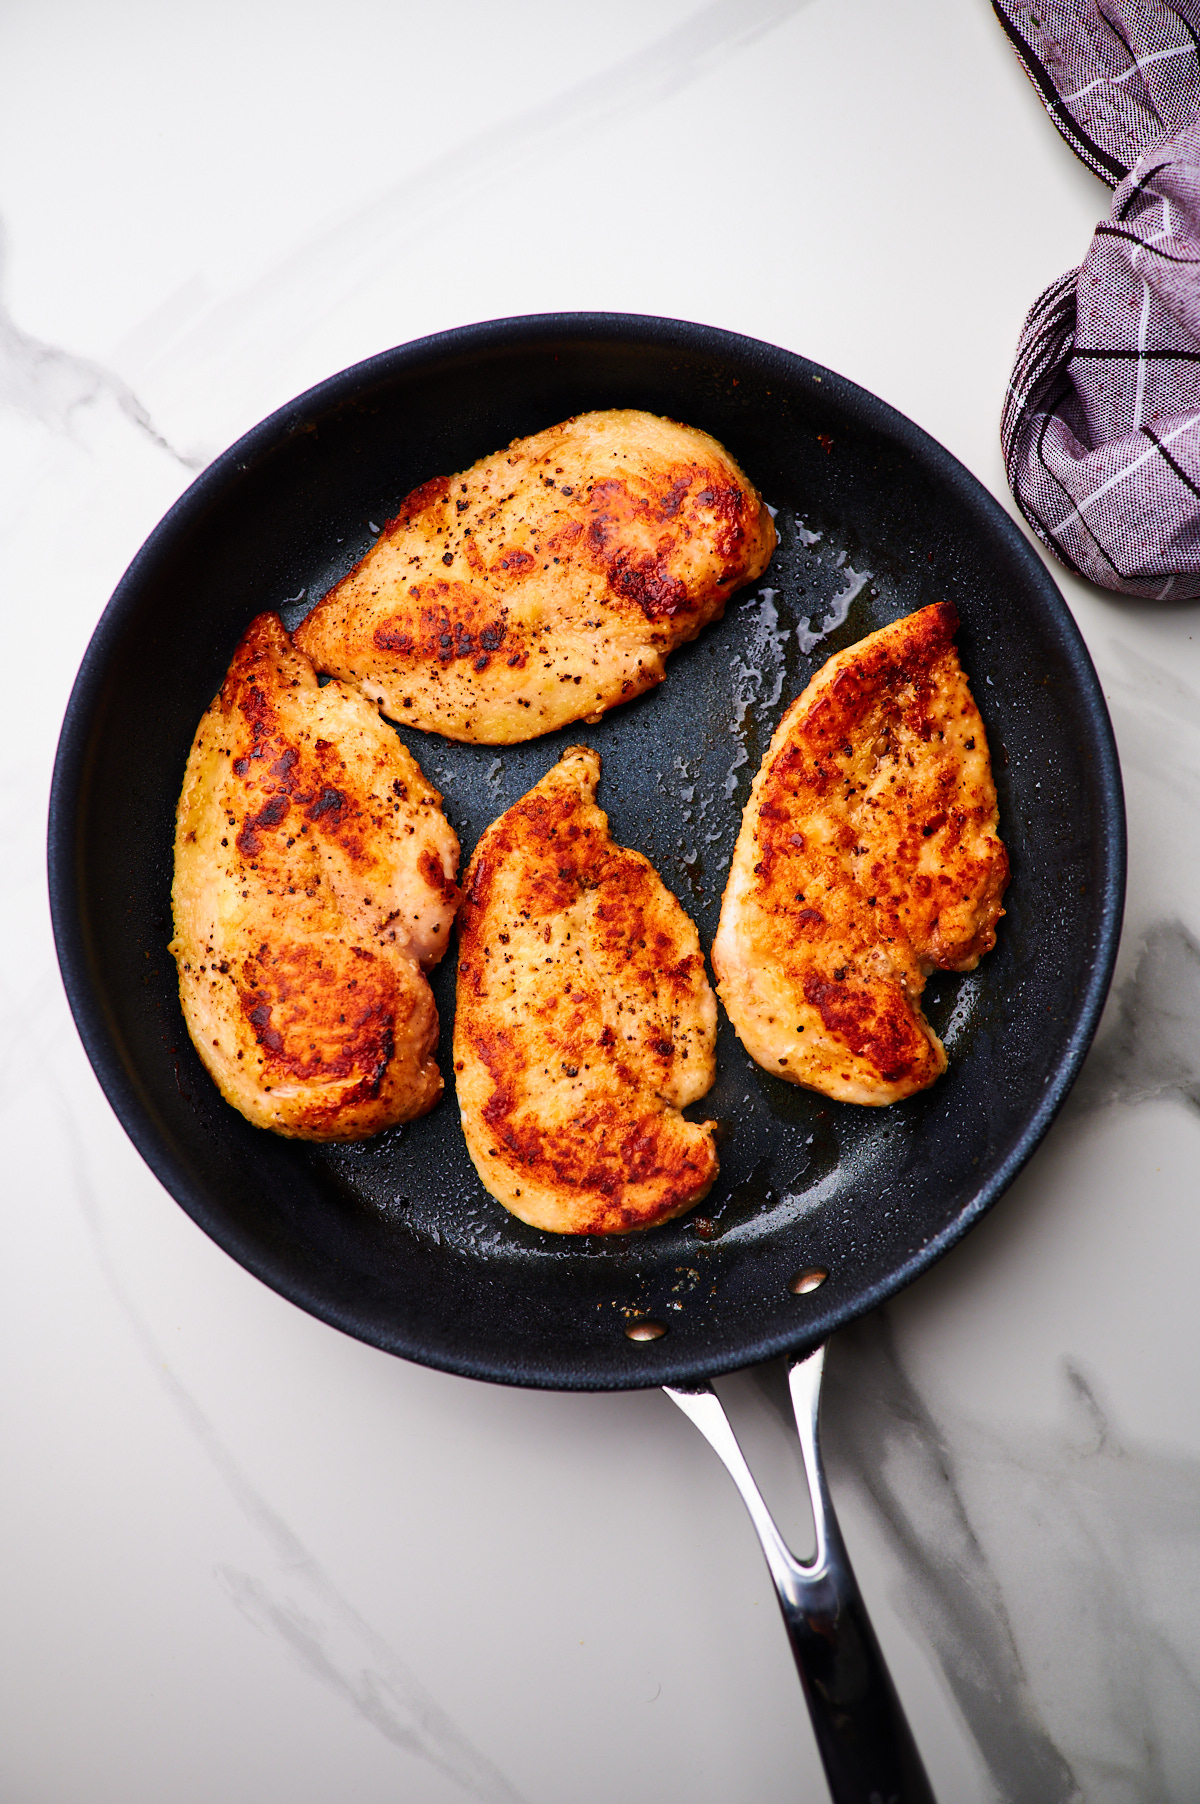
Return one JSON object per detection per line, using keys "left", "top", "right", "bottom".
{"left": 666, "top": 1347, "right": 935, "bottom": 1804}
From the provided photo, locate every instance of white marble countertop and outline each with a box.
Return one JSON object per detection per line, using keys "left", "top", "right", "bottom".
{"left": 5, "top": 3, "right": 1200, "bottom": 1800}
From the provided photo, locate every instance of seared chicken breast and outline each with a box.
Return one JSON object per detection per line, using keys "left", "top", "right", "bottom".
{"left": 712, "top": 603, "right": 1008, "bottom": 1105}
{"left": 171, "top": 612, "right": 460, "bottom": 1139}
{"left": 454, "top": 746, "right": 719, "bottom": 1233}
{"left": 293, "top": 410, "right": 776, "bottom": 744}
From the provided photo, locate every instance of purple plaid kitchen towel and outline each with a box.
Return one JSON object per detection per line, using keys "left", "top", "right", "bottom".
{"left": 996, "top": 1, "right": 1200, "bottom": 596}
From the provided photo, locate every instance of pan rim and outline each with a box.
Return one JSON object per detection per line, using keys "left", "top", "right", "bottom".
{"left": 47, "top": 310, "right": 1126, "bottom": 1390}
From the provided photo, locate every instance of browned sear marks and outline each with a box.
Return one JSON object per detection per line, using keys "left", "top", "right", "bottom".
{"left": 712, "top": 603, "right": 1009, "bottom": 1104}
{"left": 454, "top": 746, "right": 719, "bottom": 1232}
{"left": 170, "top": 612, "right": 461, "bottom": 1139}
{"left": 294, "top": 410, "right": 776, "bottom": 744}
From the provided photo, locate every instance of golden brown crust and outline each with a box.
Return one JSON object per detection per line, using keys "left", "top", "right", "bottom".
{"left": 712, "top": 603, "right": 1009, "bottom": 1104}
{"left": 170, "top": 613, "right": 460, "bottom": 1139}
{"left": 454, "top": 747, "right": 719, "bottom": 1232}
{"left": 293, "top": 410, "right": 776, "bottom": 743}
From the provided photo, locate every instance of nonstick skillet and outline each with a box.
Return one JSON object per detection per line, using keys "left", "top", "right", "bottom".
{"left": 48, "top": 314, "right": 1124, "bottom": 1803}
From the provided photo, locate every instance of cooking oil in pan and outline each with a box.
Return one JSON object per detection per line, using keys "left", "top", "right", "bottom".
{"left": 305, "top": 493, "right": 995, "bottom": 1288}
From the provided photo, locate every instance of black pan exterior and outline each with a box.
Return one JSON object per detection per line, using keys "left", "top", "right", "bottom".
{"left": 48, "top": 314, "right": 1125, "bottom": 1390}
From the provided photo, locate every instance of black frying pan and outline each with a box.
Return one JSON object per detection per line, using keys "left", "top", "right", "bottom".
{"left": 48, "top": 314, "right": 1124, "bottom": 1802}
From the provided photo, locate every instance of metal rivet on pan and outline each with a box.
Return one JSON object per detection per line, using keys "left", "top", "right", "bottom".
{"left": 789, "top": 1268, "right": 827, "bottom": 1295}
{"left": 625, "top": 1321, "right": 667, "bottom": 1341}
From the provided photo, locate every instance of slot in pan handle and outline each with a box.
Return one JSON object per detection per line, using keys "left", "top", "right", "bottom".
{"left": 665, "top": 1347, "right": 934, "bottom": 1804}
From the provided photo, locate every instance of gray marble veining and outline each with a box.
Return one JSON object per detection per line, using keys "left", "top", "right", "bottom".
{"left": 56, "top": 1085, "right": 526, "bottom": 1804}
{"left": 1074, "top": 919, "right": 1200, "bottom": 1116}
{"left": 214, "top": 1567, "right": 527, "bottom": 1804}
{"left": 828, "top": 1314, "right": 1200, "bottom": 1803}
{"left": 240, "top": 0, "right": 811, "bottom": 287}
{"left": 120, "top": 0, "right": 813, "bottom": 449}
{"left": 826, "top": 1314, "right": 1081, "bottom": 1804}
{"left": 0, "top": 221, "right": 197, "bottom": 467}
{"left": 7, "top": 3, "right": 1200, "bottom": 1794}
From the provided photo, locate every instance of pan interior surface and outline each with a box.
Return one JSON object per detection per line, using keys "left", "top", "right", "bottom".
{"left": 49, "top": 315, "right": 1124, "bottom": 1390}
